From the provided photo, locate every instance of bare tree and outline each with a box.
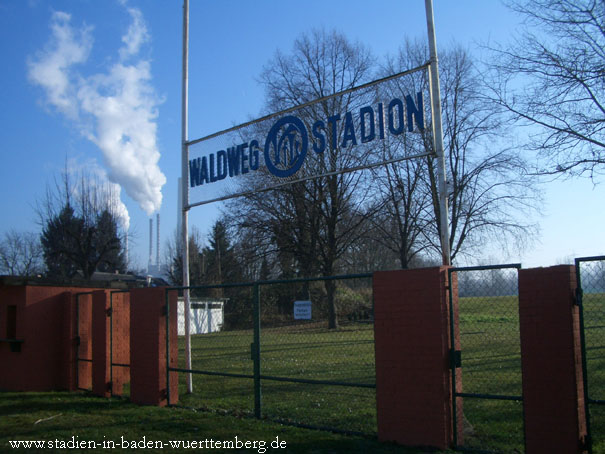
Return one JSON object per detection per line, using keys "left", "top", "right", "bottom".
{"left": 227, "top": 29, "right": 375, "bottom": 328}
{"left": 486, "top": 0, "right": 605, "bottom": 178}
{"left": 382, "top": 40, "right": 540, "bottom": 263}
{"left": 37, "top": 168, "right": 127, "bottom": 280}
{"left": 0, "top": 230, "right": 44, "bottom": 276}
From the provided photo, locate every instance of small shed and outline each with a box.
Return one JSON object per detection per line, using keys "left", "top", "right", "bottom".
{"left": 177, "top": 298, "right": 225, "bottom": 335}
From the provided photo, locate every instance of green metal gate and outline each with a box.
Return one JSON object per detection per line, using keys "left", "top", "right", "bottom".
{"left": 576, "top": 256, "right": 605, "bottom": 454}
{"left": 165, "top": 273, "right": 375, "bottom": 434}
{"left": 448, "top": 264, "right": 525, "bottom": 453}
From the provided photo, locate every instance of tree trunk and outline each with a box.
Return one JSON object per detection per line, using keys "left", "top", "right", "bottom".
{"left": 325, "top": 278, "right": 338, "bottom": 329}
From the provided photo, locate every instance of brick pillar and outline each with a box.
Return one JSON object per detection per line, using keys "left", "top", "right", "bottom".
{"left": 519, "top": 266, "right": 587, "bottom": 454}
{"left": 110, "top": 292, "right": 130, "bottom": 396}
{"left": 76, "top": 293, "right": 93, "bottom": 391}
{"left": 60, "top": 291, "right": 78, "bottom": 391}
{"left": 130, "top": 287, "right": 178, "bottom": 406}
{"left": 91, "top": 290, "right": 110, "bottom": 397}
{"left": 373, "top": 266, "right": 461, "bottom": 450}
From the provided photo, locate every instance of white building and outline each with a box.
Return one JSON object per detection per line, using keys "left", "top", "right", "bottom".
{"left": 177, "top": 298, "right": 225, "bottom": 335}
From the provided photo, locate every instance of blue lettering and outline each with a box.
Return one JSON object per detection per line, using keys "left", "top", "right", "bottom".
{"left": 327, "top": 114, "right": 341, "bottom": 151}
{"left": 388, "top": 98, "right": 404, "bottom": 135}
{"left": 240, "top": 142, "right": 249, "bottom": 174}
{"left": 227, "top": 146, "right": 241, "bottom": 177}
{"left": 200, "top": 156, "right": 209, "bottom": 184}
{"left": 360, "top": 106, "right": 375, "bottom": 143}
{"left": 312, "top": 120, "right": 326, "bottom": 154}
{"left": 216, "top": 150, "right": 227, "bottom": 180}
{"left": 189, "top": 158, "right": 201, "bottom": 187}
{"left": 377, "top": 103, "right": 385, "bottom": 139}
{"left": 249, "top": 140, "right": 260, "bottom": 170}
{"left": 406, "top": 92, "right": 425, "bottom": 131}
{"left": 341, "top": 112, "right": 357, "bottom": 148}
{"left": 209, "top": 153, "right": 217, "bottom": 182}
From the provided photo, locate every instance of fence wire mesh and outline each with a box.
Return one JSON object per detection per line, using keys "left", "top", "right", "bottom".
{"left": 175, "top": 285, "right": 255, "bottom": 415}
{"left": 577, "top": 257, "right": 605, "bottom": 454}
{"left": 259, "top": 276, "right": 375, "bottom": 434}
{"left": 451, "top": 265, "right": 524, "bottom": 453}
{"left": 169, "top": 275, "right": 375, "bottom": 434}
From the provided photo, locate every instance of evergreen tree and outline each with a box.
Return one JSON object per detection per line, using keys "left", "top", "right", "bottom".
{"left": 38, "top": 169, "right": 128, "bottom": 281}
{"left": 41, "top": 204, "right": 81, "bottom": 280}
{"left": 94, "top": 209, "right": 126, "bottom": 273}
{"left": 41, "top": 205, "right": 125, "bottom": 280}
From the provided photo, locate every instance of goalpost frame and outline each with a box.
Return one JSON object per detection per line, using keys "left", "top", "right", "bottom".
{"left": 179, "top": 0, "right": 452, "bottom": 392}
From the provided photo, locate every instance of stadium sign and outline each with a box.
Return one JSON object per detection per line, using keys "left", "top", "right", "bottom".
{"left": 188, "top": 93, "right": 425, "bottom": 188}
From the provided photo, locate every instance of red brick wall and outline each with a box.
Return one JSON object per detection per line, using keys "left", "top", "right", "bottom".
{"left": 373, "top": 266, "right": 461, "bottom": 450}
{"left": 76, "top": 293, "right": 93, "bottom": 390}
{"left": 129, "top": 287, "right": 178, "bottom": 406}
{"left": 519, "top": 266, "right": 587, "bottom": 454}
{"left": 0, "top": 285, "right": 95, "bottom": 391}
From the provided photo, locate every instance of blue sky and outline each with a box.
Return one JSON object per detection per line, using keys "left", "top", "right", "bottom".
{"left": 0, "top": 0, "right": 602, "bottom": 270}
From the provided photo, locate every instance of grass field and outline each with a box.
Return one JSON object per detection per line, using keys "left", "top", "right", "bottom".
{"left": 0, "top": 391, "right": 432, "bottom": 453}
{"left": 172, "top": 289, "right": 605, "bottom": 454}
{"left": 175, "top": 322, "right": 376, "bottom": 434}
{"left": 456, "top": 295, "right": 525, "bottom": 453}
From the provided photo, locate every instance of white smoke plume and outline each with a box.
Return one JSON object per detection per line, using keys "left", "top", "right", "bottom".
{"left": 27, "top": 4, "right": 165, "bottom": 216}
{"left": 66, "top": 158, "right": 131, "bottom": 231}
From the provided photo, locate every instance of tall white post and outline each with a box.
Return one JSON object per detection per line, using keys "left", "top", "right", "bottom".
{"left": 181, "top": 0, "right": 193, "bottom": 393}
{"left": 425, "top": 0, "right": 451, "bottom": 266}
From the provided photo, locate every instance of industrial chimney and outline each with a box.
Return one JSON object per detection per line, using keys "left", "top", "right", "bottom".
{"left": 148, "top": 218, "right": 153, "bottom": 272}
{"left": 156, "top": 213, "right": 160, "bottom": 268}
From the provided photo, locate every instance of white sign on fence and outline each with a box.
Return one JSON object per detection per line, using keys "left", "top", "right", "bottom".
{"left": 293, "top": 300, "right": 312, "bottom": 320}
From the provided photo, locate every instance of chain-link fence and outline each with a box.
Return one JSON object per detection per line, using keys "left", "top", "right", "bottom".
{"left": 449, "top": 264, "right": 524, "bottom": 453}
{"left": 576, "top": 256, "right": 605, "bottom": 454}
{"left": 167, "top": 273, "right": 375, "bottom": 434}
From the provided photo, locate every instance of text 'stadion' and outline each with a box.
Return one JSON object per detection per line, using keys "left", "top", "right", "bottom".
{"left": 189, "top": 93, "right": 425, "bottom": 187}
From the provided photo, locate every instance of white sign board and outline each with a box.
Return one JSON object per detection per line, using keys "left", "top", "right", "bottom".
{"left": 293, "top": 300, "right": 312, "bottom": 320}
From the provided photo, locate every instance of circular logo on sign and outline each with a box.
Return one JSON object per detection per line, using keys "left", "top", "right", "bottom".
{"left": 264, "top": 115, "right": 308, "bottom": 178}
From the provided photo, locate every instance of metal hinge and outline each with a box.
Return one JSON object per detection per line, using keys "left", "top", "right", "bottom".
{"left": 575, "top": 287, "right": 583, "bottom": 307}
{"left": 450, "top": 349, "right": 462, "bottom": 368}
{"left": 75, "top": 336, "right": 81, "bottom": 346}
{"left": 106, "top": 308, "right": 113, "bottom": 317}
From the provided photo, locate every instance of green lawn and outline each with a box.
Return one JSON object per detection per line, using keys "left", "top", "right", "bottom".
{"left": 175, "top": 322, "right": 376, "bottom": 434}
{"left": 0, "top": 391, "right": 434, "bottom": 453}
{"left": 456, "top": 295, "right": 524, "bottom": 453}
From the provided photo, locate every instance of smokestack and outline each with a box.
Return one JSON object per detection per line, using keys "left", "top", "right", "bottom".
{"left": 148, "top": 218, "right": 153, "bottom": 271}
{"left": 156, "top": 213, "right": 160, "bottom": 267}
{"left": 177, "top": 177, "right": 183, "bottom": 248}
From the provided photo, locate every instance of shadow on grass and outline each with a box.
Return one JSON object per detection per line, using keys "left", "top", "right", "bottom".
{"left": 0, "top": 391, "right": 450, "bottom": 454}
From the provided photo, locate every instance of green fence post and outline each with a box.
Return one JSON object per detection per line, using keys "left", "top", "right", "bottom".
{"left": 253, "top": 283, "right": 262, "bottom": 418}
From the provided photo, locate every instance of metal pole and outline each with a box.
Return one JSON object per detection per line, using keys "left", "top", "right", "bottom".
{"left": 181, "top": 0, "right": 192, "bottom": 393}
{"left": 425, "top": 0, "right": 451, "bottom": 266}
{"left": 253, "top": 283, "right": 262, "bottom": 418}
